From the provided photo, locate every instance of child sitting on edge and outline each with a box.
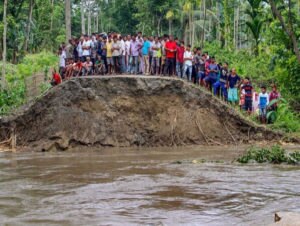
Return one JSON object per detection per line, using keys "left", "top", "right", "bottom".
{"left": 241, "top": 77, "right": 253, "bottom": 115}
{"left": 50, "top": 68, "right": 62, "bottom": 87}
{"left": 258, "top": 85, "right": 269, "bottom": 124}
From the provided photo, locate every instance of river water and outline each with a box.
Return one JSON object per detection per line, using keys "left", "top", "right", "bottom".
{"left": 0, "top": 146, "right": 300, "bottom": 226}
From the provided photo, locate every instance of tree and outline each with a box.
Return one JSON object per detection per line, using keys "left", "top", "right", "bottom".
{"left": 268, "top": 0, "right": 300, "bottom": 64}
{"left": 65, "top": 0, "right": 72, "bottom": 42}
{"left": 1, "top": 0, "right": 8, "bottom": 89}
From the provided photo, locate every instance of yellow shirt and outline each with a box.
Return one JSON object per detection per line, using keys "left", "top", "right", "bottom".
{"left": 106, "top": 42, "right": 112, "bottom": 58}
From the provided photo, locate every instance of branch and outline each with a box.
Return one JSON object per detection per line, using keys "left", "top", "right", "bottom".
{"left": 268, "top": 0, "right": 300, "bottom": 64}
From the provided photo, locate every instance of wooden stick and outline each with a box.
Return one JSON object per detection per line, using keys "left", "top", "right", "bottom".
{"left": 223, "top": 122, "right": 237, "bottom": 145}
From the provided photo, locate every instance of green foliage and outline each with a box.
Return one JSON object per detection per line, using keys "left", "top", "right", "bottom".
{"left": 237, "top": 146, "right": 300, "bottom": 164}
{"left": 0, "top": 52, "right": 58, "bottom": 115}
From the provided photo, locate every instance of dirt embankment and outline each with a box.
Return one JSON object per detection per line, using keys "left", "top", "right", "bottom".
{"left": 0, "top": 76, "right": 292, "bottom": 151}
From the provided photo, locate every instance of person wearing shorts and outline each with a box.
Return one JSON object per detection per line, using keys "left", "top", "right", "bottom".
{"left": 258, "top": 85, "right": 269, "bottom": 124}
{"left": 106, "top": 36, "right": 113, "bottom": 74}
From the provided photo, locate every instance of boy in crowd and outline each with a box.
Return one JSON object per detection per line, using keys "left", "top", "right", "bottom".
{"left": 73, "top": 59, "right": 83, "bottom": 77}
{"left": 106, "top": 36, "right": 113, "bottom": 74}
{"left": 204, "top": 56, "right": 219, "bottom": 90}
{"left": 176, "top": 41, "right": 185, "bottom": 78}
{"left": 197, "top": 54, "right": 206, "bottom": 86}
{"left": 151, "top": 36, "right": 161, "bottom": 75}
{"left": 82, "top": 35, "right": 91, "bottom": 62}
{"left": 269, "top": 85, "right": 280, "bottom": 111}
{"left": 142, "top": 36, "right": 151, "bottom": 75}
{"left": 129, "top": 35, "right": 140, "bottom": 74}
{"left": 227, "top": 68, "right": 241, "bottom": 105}
{"left": 213, "top": 62, "right": 229, "bottom": 101}
{"left": 112, "top": 35, "right": 121, "bottom": 74}
{"left": 164, "top": 35, "right": 177, "bottom": 76}
{"left": 258, "top": 85, "right": 269, "bottom": 124}
{"left": 183, "top": 45, "right": 193, "bottom": 81}
{"left": 82, "top": 57, "right": 93, "bottom": 76}
{"left": 58, "top": 47, "right": 66, "bottom": 79}
{"left": 241, "top": 77, "right": 253, "bottom": 114}
{"left": 51, "top": 68, "right": 62, "bottom": 86}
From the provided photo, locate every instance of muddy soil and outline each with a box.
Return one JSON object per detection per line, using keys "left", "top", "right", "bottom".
{"left": 0, "top": 76, "right": 291, "bottom": 151}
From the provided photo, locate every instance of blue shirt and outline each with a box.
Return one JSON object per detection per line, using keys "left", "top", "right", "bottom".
{"left": 228, "top": 75, "right": 241, "bottom": 88}
{"left": 208, "top": 64, "right": 219, "bottom": 80}
{"left": 142, "top": 41, "right": 151, "bottom": 55}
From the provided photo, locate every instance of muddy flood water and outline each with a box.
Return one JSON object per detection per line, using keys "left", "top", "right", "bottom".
{"left": 0, "top": 146, "right": 300, "bottom": 226}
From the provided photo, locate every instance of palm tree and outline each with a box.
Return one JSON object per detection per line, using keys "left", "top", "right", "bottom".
{"left": 245, "top": 0, "right": 264, "bottom": 55}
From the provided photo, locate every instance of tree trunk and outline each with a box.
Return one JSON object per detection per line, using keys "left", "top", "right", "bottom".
{"left": 168, "top": 19, "right": 172, "bottom": 35}
{"left": 24, "top": 0, "right": 34, "bottom": 52}
{"left": 87, "top": 2, "right": 91, "bottom": 35}
{"left": 201, "top": 0, "right": 207, "bottom": 48}
{"left": 50, "top": 0, "right": 54, "bottom": 33}
{"left": 81, "top": 0, "right": 86, "bottom": 35}
{"left": 65, "top": 0, "right": 72, "bottom": 42}
{"left": 1, "top": 0, "right": 8, "bottom": 89}
{"left": 269, "top": 0, "right": 300, "bottom": 64}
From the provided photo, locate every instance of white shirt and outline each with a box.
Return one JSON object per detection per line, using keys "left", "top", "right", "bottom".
{"left": 120, "top": 40, "right": 126, "bottom": 56}
{"left": 112, "top": 41, "right": 121, "bottom": 57}
{"left": 82, "top": 40, "right": 91, "bottom": 56}
{"left": 184, "top": 51, "right": 193, "bottom": 66}
{"left": 77, "top": 42, "right": 83, "bottom": 57}
{"left": 59, "top": 52, "right": 66, "bottom": 67}
{"left": 152, "top": 42, "right": 161, "bottom": 57}
{"left": 125, "top": 40, "right": 131, "bottom": 55}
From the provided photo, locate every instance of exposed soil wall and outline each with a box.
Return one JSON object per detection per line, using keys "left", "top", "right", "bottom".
{"left": 0, "top": 76, "right": 289, "bottom": 151}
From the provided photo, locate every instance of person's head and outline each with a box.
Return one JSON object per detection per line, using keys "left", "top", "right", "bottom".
{"left": 204, "top": 51, "right": 208, "bottom": 57}
{"left": 97, "top": 55, "right": 101, "bottom": 60}
{"left": 180, "top": 40, "right": 185, "bottom": 47}
{"left": 193, "top": 47, "right": 197, "bottom": 54}
{"left": 137, "top": 32, "right": 142, "bottom": 38}
{"left": 186, "top": 44, "right": 191, "bottom": 51}
{"left": 86, "top": 57, "right": 90, "bottom": 62}
{"left": 84, "top": 35, "right": 89, "bottom": 41}
{"left": 272, "top": 85, "right": 277, "bottom": 92}
{"left": 108, "top": 35, "right": 112, "bottom": 42}
{"left": 197, "top": 48, "right": 201, "bottom": 55}
{"left": 149, "top": 36, "right": 153, "bottom": 42}
{"left": 223, "top": 62, "right": 228, "bottom": 69}
{"left": 123, "top": 36, "right": 127, "bottom": 41}
{"left": 144, "top": 36, "right": 148, "bottom": 41}
{"left": 113, "top": 35, "right": 118, "bottom": 42}
{"left": 231, "top": 68, "right": 236, "bottom": 75}
{"left": 127, "top": 34, "right": 131, "bottom": 40}
{"left": 132, "top": 35, "right": 136, "bottom": 42}
{"left": 211, "top": 57, "right": 216, "bottom": 64}
{"left": 261, "top": 85, "right": 266, "bottom": 93}
{"left": 163, "top": 34, "right": 168, "bottom": 41}
{"left": 169, "top": 35, "right": 174, "bottom": 41}
{"left": 244, "top": 77, "right": 250, "bottom": 84}
{"left": 52, "top": 68, "right": 57, "bottom": 75}
{"left": 154, "top": 36, "right": 159, "bottom": 42}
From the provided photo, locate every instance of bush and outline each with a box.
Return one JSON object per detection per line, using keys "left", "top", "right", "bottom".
{"left": 237, "top": 146, "right": 300, "bottom": 164}
{"left": 0, "top": 51, "right": 58, "bottom": 115}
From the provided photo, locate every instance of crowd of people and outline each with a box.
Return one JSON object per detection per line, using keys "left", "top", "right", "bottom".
{"left": 51, "top": 32, "right": 281, "bottom": 124}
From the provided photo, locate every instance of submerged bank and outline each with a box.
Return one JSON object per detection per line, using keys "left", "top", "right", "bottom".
{"left": 0, "top": 76, "right": 296, "bottom": 152}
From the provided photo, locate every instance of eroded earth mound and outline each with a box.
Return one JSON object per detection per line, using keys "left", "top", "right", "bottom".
{"left": 0, "top": 76, "right": 286, "bottom": 151}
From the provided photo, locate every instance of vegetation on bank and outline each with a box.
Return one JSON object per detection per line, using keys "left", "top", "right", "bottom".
{"left": 237, "top": 146, "right": 300, "bottom": 164}
{"left": 0, "top": 52, "right": 57, "bottom": 114}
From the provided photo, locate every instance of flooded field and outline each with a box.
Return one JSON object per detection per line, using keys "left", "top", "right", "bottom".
{"left": 0, "top": 146, "right": 300, "bottom": 226}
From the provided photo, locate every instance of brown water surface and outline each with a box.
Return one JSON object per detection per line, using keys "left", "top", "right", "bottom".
{"left": 0, "top": 146, "right": 300, "bottom": 226}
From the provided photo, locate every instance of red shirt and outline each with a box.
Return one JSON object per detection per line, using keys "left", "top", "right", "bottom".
{"left": 176, "top": 46, "right": 185, "bottom": 63}
{"left": 53, "top": 73, "right": 62, "bottom": 85}
{"left": 165, "top": 41, "right": 177, "bottom": 58}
